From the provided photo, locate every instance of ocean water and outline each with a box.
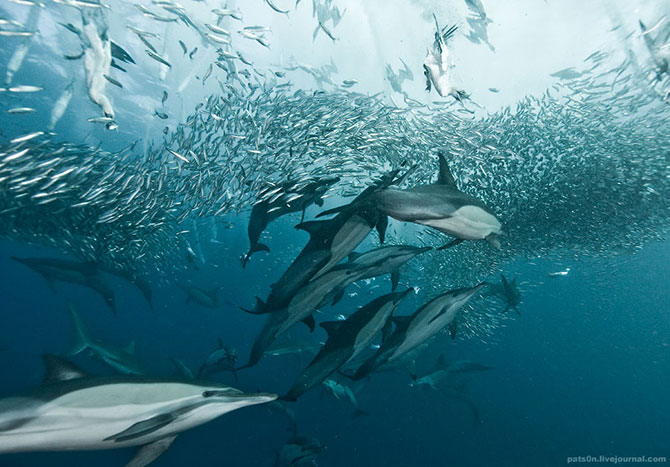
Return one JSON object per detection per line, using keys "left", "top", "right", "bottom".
{"left": 1, "top": 0, "right": 670, "bottom": 466}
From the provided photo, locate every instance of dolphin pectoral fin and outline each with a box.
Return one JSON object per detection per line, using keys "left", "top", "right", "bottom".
{"left": 513, "top": 306, "right": 521, "bottom": 316}
{"left": 314, "top": 205, "right": 346, "bottom": 218}
{"left": 390, "top": 271, "right": 400, "bottom": 291}
{"left": 437, "top": 238, "right": 464, "bottom": 250}
{"left": 391, "top": 315, "right": 412, "bottom": 329}
{"left": 381, "top": 318, "right": 393, "bottom": 343}
{"left": 42, "top": 354, "right": 88, "bottom": 384}
{"left": 448, "top": 321, "right": 457, "bottom": 340}
{"left": 485, "top": 233, "right": 501, "bottom": 249}
{"left": 331, "top": 288, "right": 345, "bottom": 306}
{"left": 502, "top": 305, "right": 510, "bottom": 314}
{"left": 295, "top": 219, "right": 326, "bottom": 235}
{"left": 105, "top": 413, "right": 176, "bottom": 443}
{"left": 301, "top": 315, "right": 316, "bottom": 333}
{"left": 375, "top": 215, "right": 388, "bottom": 243}
{"left": 126, "top": 435, "right": 177, "bottom": 467}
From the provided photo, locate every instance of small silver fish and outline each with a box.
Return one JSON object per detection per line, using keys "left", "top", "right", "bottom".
{"left": 146, "top": 49, "right": 171, "bottom": 68}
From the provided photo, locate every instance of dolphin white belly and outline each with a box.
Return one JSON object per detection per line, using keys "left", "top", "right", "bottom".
{"left": 419, "top": 205, "right": 501, "bottom": 240}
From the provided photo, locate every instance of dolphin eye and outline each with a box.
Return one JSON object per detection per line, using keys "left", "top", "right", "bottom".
{"left": 202, "top": 390, "right": 216, "bottom": 398}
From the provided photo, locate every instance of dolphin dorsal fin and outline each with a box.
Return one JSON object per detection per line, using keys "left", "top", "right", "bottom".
{"left": 124, "top": 340, "right": 136, "bottom": 354}
{"left": 42, "top": 354, "right": 88, "bottom": 384}
{"left": 436, "top": 152, "right": 457, "bottom": 186}
{"left": 320, "top": 320, "right": 343, "bottom": 335}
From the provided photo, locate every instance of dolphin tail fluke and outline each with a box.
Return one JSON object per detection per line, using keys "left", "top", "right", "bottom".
{"left": 242, "top": 243, "right": 271, "bottom": 268}
{"left": 240, "top": 297, "right": 268, "bottom": 315}
{"left": 437, "top": 238, "right": 464, "bottom": 250}
{"left": 69, "top": 304, "right": 91, "bottom": 355}
{"left": 352, "top": 408, "right": 370, "bottom": 419}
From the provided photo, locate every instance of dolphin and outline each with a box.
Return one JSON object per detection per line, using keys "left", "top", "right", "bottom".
{"left": 321, "top": 379, "right": 368, "bottom": 418}
{"left": 283, "top": 289, "right": 413, "bottom": 401}
{"left": 197, "top": 339, "right": 238, "bottom": 379}
{"left": 242, "top": 246, "right": 428, "bottom": 371}
{"left": 99, "top": 264, "right": 152, "bottom": 308}
{"left": 277, "top": 435, "right": 326, "bottom": 467}
{"left": 69, "top": 304, "right": 144, "bottom": 376}
{"left": 373, "top": 152, "right": 502, "bottom": 249}
{"left": 348, "top": 282, "right": 487, "bottom": 380}
{"left": 10, "top": 256, "right": 116, "bottom": 312}
{"left": 283, "top": 244, "right": 431, "bottom": 333}
{"left": 178, "top": 283, "right": 221, "bottom": 308}
{"left": 242, "top": 176, "right": 339, "bottom": 267}
{"left": 0, "top": 355, "right": 276, "bottom": 466}
{"left": 265, "top": 335, "right": 323, "bottom": 358}
{"left": 344, "top": 245, "right": 433, "bottom": 292}
{"left": 409, "top": 354, "right": 493, "bottom": 390}
{"left": 242, "top": 173, "right": 398, "bottom": 316}
{"left": 485, "top": 273, "right": 521, "bottom": 314}
{"left": 500, "top": 274, "right": 521, "bottom": 314}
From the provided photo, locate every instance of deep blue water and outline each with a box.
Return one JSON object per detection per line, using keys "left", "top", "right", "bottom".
{"left": 2, "top": 0, "right": 670, "bottom": 466}
{"left": 1, "top": 231, "right": 669, "bottom": 466}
